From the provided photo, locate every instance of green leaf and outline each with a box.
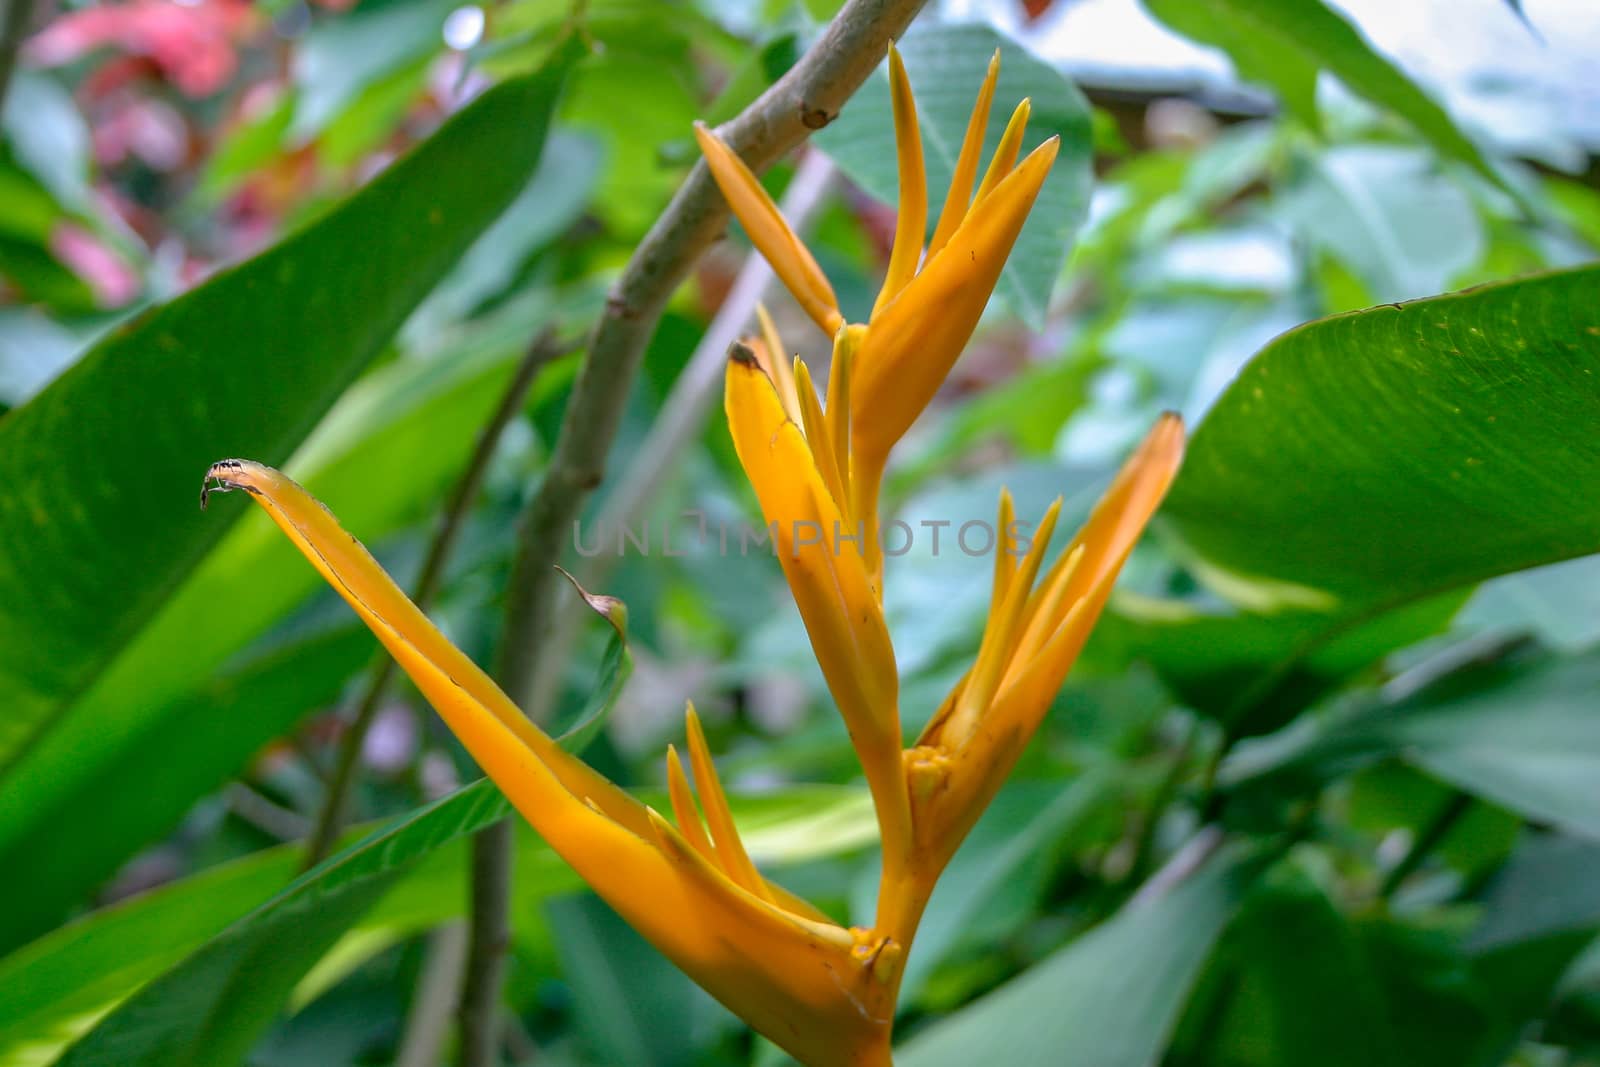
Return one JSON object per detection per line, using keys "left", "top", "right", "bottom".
{"left": 2, "top": 73, "right": 93, "bottom": 216}
{"left": 1092, "top": 591, "right": 1462, "bottom": 736}
{"left": 1470, "top": 834, "right": 1600, "bottom": 955}
{"left": 1225, "top": 650, "right": 1600, "bottom": 838}
{"left": 547, "top": 895, "right": 700, "bottom": 1067}
{"left": 899, "top": 775, "right": 1112, "bottom": 1005}
{"left": 193, "top": 91, "right": 296, "bottom": 206}
{"left": 1353, "top": 919, "right": 1503, "bottom": 1067}
{"left": 0, "top": 785, "right": 873, "bottom": 1066}
{"left": 54, "top": 781, "right": 511, "bottom": 1067}
{"left": 1276, "top": 145, "right": 1485, "bottom": 303}
{"left": 899, "top": 844, "right": 1264, "bottom": 1067}
{"left": 1194, "top": 868, "right": 1400, "bottom": 1066}
{"left": 815, "top": 22, "right": 1094, "bottom": 329}
{"left": 1139, "top": 0, "right": 1504, "bottom": 191}
{"left": 288, "top": 0, "right": 455, "bottom": 141}
{"left": 1457, "top": 555, "right": 1600, "bottom": 652}
{"left": 1164, "top": 265, "right": 1600, "bottom": 619}
{"left": 403, "top": 131, "right": 602, "bottom": 343}
{"left": 0, "top": 65, "right": 567, "bottom": 945}
{"left": 0, "top": 296, "right": 559, "bottom": 953}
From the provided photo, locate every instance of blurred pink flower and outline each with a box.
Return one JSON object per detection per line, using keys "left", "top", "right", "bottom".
{"left": 91, "top": 90, "right": 190, "bottom": 168}
{"left": 27, "top": 0, "right": 260, "bottom": 98}
{"left": 50, "top": 224, "right": 140, "bottom": 307}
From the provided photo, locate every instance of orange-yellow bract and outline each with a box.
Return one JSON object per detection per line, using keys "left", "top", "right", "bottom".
{"left": 204, "top": 44, "right": 1183, "bottom": 1067}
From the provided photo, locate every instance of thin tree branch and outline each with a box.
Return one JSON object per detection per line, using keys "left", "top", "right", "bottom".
{"left": 458, "top": 818, "right": 515, "bottom": 1067}
{"left": 301, "top": 332, "right": 564, "bottom": 870}
{"left": 455, "top": 5, "right": 927, "bottom": 1063}
{"left": 0, "top": 0, "right": 38, "bottom": 116}
{"left": 396, "top": 923, "right": 469, "bottom": 1067}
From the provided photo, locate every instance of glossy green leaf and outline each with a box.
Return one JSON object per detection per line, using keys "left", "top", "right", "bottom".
{"left": 1225, "top": 650, "right": 1600, "bottom": 838}
{"left": 53, "top": 781, "right": 510, "bottom": 1067}
{"left": 0, "top": 786, "right": 872, "bottom": 1067}
{"left": 0, "top": 65, "right": 567, "bottom": 785}
{"left": 815, "top": 21, "right": 1094, "bottom": 329}
{"left": 899, "top": 844, "right": 1264, "bottom": 1067}
{"left": 1140, "top": 0, "right": 1503, "bottom": 190}
{"left": 0, "top": 300, "right": 554, "bottom": 953}
{"left": 1164, "top": 265, "right": 1600, "bottom": 618}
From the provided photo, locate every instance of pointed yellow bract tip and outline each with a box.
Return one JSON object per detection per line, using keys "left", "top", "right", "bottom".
{"left": 929, "top": 48, "right": 1002, "bottom": 258}
{"left": 873, "top": 42, "right": 928, "bottom": 318}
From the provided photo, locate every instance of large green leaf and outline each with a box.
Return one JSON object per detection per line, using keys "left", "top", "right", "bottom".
{"left": 899, "top": 845, "right": 1264, "bottom": 1066}
{"left": 1164, "top": 266, "right": 1600, "bottom": 618}
{"left": 0, "top": 785, "right": 872, "bottom": 1067}
{"left": 53, "top": 781, "right": 510, "bottom": 1067}
{"left": 814, "top": 22, "right": 1093, "bottom": 329}
{"left": 0, "top": 64, "right": 566, "bottom": 778}
{"left": 0, "top": 301, "right": 555, "bottom": 953}
{"left": 1225, "top": 650, "right": 1600, "bottom": 839}
{"left": 1139, "top": 0, "right": 1502, "bottom": 190}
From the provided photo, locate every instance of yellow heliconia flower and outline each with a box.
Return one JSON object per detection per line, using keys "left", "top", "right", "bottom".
{"left": 206, "top": 41, "right": 1185, "bottom": 1067}
{"left": 199, "top": 460, "right": 898, "bottom": 1067}
{"left": 701, "top": 43, "right": 1185, "bottom": 945}
{"left": 718, "top": 349, "right": 1183, "bottom": 941}
{"left": 697, "top": 44, "right": 1061, "bottom": 581}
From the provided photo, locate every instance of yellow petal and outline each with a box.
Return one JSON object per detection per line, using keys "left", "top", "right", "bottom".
{"left": 685, "top": 702, "right": 773, "bottom": 903}
{"left": 972, "top": 98, "right": 1032, "bottom": 207}
{"left": 850, "top": 136, "right": 1059, "bottom": 481}
{"left": 200, "top": 460, "right": 891, "bottom": 1067}
{"left": 793, "top": 356, "right": 849, "bottom": 519}
{"left": 928, "top": 49, "right": 1000, "bottom": 259}
{"left": 928, "top": 497, "right": 1061, "bottom": 750}
{"left": 989, "top": 487, "right": 1018, "bottom": 632}
{"left": 724, "top": 354, "right": 914, "bottom": 878}
{"left": 665, "top": 743, "right": 715, "bottom": 861}
{"left": 825, "top": 324, "right": 865, "bottom": 516}
{"left": 871, "top": 43, "right": 928, "bottom": 319}
{"left": 695, "top": 123, "right": 844, "bottom": 337}
{"left": 754, "top": 304, "right": 803, "bottom": 425}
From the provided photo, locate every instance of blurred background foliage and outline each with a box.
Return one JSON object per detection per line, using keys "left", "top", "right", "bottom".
{"left": 1, "top": 0, "right": 1598, "bottom": 1064}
